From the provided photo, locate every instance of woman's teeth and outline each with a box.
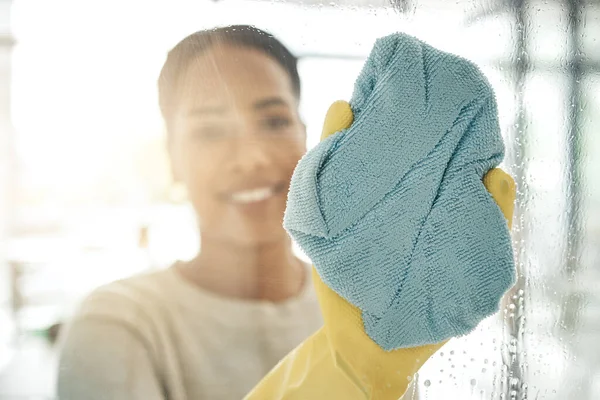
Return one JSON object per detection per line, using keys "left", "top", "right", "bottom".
{"left": 229, "top": 187, "right": 275, "bottom": 204}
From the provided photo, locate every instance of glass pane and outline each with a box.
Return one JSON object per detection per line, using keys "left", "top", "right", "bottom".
{"left": 298, "top": 57, "right": 365, "bottom": 149}
{"left": 566, "top": 72, "right": 600, "bottom": 399}
{"left": 460, "top": 10, "right": 515, "bottom": 63}
{"left": 583, "top": 4, "right": 600, "bottom": 63}
{"left": 1, "top": 1, "right": 599, "bottom": 399}
{"left": 527, "top": 0, "right": 569, "bottom": 65}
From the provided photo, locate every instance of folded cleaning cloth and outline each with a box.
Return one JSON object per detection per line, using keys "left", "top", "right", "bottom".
{"left": 284, "top": 33, "right": 515, "bottom": 351}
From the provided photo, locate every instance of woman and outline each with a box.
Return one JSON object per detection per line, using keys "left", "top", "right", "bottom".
{"left": 57, "top": 25, "right": 322, "bottom": 400}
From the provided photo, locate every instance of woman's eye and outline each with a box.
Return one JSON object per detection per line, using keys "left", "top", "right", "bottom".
{"left": 262, "top": 116, "right": 292, "bottom": 131}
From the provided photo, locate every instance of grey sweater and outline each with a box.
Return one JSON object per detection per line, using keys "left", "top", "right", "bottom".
{"left": 57, "top": 266, "right": 322, "bottom": 400}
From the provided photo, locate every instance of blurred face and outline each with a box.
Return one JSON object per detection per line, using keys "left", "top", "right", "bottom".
{"left": 169, "top": 44, "right": 306, "bottom": 245}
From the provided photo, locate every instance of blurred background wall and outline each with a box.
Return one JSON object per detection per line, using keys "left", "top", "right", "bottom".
{"left": 0, "top": 0, "right": 599, "bottom": 398}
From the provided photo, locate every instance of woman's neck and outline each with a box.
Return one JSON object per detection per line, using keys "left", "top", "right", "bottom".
{"left": 179, "top": 236, "right": 306, "bottom": 302}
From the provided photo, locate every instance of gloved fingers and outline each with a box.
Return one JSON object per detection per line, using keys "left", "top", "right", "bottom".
{"left": 483, "top": 168, "right": 516, "bottom": 229}
{"left": 321, "top": 100, "right": 354, "bottom": 141}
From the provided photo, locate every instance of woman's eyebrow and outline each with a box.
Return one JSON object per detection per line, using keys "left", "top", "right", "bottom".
{"left": 186, "top": 106, "right": 227, "bottom": 117}
{"left": 253, "top": 97, "right": 289, "bottom": 110}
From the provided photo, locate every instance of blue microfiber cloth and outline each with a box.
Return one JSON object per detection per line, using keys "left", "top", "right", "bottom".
{"left": 284, "top": 33, "right": 515, "bottom": 351}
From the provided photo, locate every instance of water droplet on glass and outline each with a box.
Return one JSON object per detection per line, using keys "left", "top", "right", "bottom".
{"left": 484, "top": 359, "right": 489, "bottom": 364}
{"left": 440, "top": 352, "right": 444, "bottom": 357}
{"left": 424, "top": 380, "right": 431, "bottom": 387}
{"left": 450, "top": 350, "right": 455, "bottom": 355}
{"left": 470, "top": 379, "right": 477, "bottom": 386}
{"left": 482, "top": 368, "right": 487, "bottom": 373}
{"left": 407, "top": 375, "right": 412, "bottom": 382}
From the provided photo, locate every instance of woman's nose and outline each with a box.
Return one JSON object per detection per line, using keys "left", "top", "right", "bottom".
{"left": 230, "top": 136, "right": 272, "bottom": 173}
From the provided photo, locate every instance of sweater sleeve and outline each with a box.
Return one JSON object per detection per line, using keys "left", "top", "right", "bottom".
{"left": 57, "top": 317, "right": 164, "bottom": 400}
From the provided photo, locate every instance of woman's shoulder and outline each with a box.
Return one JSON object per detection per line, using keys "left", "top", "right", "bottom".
{"left": 72, "top": 268, "right": 177, "bottom": 326}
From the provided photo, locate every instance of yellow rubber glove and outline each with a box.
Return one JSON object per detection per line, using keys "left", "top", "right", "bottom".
{"left": 245, "top": 101, "right": 516, "bottom": 400}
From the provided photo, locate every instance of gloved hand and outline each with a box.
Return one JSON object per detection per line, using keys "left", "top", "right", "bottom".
{"left": 244, "top": 101, "right": 516, "bottom": 400}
